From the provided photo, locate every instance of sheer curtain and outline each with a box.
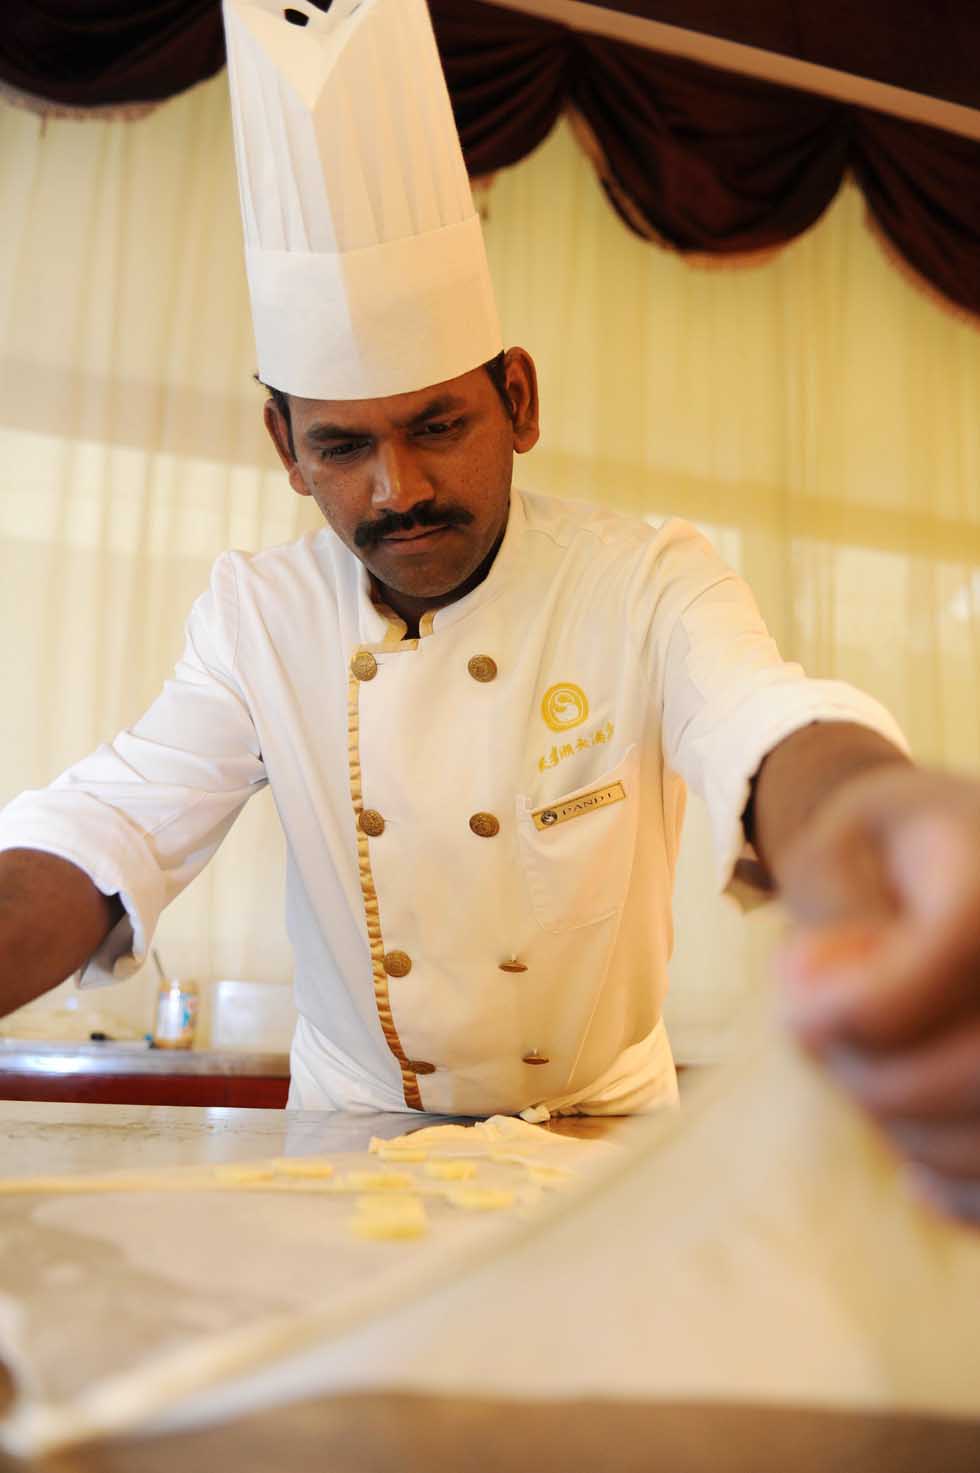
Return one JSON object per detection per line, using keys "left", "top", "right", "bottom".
{"left": 2, "top": 76, "right": 979, "bottom": 1053}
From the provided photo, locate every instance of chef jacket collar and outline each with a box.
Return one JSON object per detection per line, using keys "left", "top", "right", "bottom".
{"left": 354, "top": 490, "right": 527, "bottom": 645}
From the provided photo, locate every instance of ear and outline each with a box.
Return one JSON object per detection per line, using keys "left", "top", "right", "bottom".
{"left": 502, "top": 347, "right": 541, "bottom": 455}
{"left": 263, "top": 399, "right": 312, "bottom": 498}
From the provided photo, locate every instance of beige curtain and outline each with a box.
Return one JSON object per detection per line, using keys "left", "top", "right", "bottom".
{"left": 2, "top": 76, "right": 979, "bottom": 1055}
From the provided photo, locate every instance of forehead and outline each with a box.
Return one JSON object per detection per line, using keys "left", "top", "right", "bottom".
{"left": 289, "top": 364, "right": 492, "bottom": 431}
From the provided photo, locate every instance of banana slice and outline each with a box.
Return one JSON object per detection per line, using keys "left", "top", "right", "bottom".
{"left": 350, "top": 1196, "right": 428, "bottom": 1240}
{"left": 424, "top": 1160, "right": 477, "bottom": 1182}
{"left": 350, "top": 1216, "right": 428, "bottom": 1241}
{"left": 447, "top": 1187, "right": 515, "bottom": 1212}
{"left": 273, "top": 1157, "right": 335, "bottom": 1178}
{"left": 526, "top": 1164, "right": 571, "bottom": 1185}
{"left": 343, "top": 1171, "right": 415, "bottom": 1192}
{"left": 212, "top": 1165, "right": 277, "bottom": 1186}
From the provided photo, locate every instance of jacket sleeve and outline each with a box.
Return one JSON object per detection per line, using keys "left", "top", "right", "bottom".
{"left": 651, "top": 522, "right": 908, "bottom": 903}
{"left": 0, "top": 553, "right": 267, "bottom": 984}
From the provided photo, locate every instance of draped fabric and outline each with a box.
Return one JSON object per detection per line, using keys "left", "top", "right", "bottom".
{"left": 2, "top": 83, "right": 980, "bottom": 1056}
{"left": 561, "top": 37, "right": 849, "bottom": 252}
{"left": 0, "top": 2, "right": 224, "bottom": 107}
{"left": 850, "top": 113, "right": 980, "bottom": 321}
{"left": 1, "top": 2, "right": 979, "bottom": 317}
{"left": 433, "top": 4, "right": 980, "bottom": 320}
{"left": 602, "top": 0, "right": 980, "bottom": 112}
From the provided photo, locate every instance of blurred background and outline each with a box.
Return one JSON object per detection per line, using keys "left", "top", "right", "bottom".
{"left": 1, "top": 1, "right": 979, "bottom": 1064}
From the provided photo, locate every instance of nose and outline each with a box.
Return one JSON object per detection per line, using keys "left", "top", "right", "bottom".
{"left": 371, "top": 441, "right": 435, "bottom": 515}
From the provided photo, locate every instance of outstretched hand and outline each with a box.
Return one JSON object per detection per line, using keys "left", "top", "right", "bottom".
{"left": 774, "top": 767, "right": 980, "bottom": 1226}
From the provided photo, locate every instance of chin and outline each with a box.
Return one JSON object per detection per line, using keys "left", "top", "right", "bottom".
{"left": 370, "top": 548, "right": 483, "bottom": 600}
{"left": 384, "top": 568, "right": 470, "bottom": 598}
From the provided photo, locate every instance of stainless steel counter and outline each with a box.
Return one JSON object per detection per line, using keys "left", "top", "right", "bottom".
{"left": 0, "top": 1106, "right": 976, "bottom": 1473}
{"left": 0, "top": 1099, "right": 647, "bottom": 1178}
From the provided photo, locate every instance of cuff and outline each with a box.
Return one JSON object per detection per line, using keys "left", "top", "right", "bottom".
{"left": 706, "top": 682, "right": 910, "bottom": 911}
{"left": 0, "top": 790, "right": 166, "bottom": 987}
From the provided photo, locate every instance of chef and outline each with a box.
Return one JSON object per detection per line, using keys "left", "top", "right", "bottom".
{"left": 0, "top": 0, "right": 978, "bottom": 1220}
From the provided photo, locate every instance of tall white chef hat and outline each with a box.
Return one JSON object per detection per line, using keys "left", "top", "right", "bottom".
{"left": 222, "top": 0, "right": 503, "bottom": 401}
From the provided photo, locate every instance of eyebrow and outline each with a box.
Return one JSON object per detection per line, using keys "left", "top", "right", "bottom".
{"left": 304, "top": 394, "right": 468, "bottom": 444}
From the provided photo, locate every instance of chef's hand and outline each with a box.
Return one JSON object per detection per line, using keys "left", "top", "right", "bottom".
{"left": 774, "top": 766, "right": 980, "bottom": 1226}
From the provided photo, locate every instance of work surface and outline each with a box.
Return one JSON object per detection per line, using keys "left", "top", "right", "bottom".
{"left": 2, "top": 1074, "right": 979, "bottom": 1472}
{"left": 0, "top": 1099, "right": 637, "bottom": 1177}
{"left": 0, "top": 1102, "right": 646, "bottom": 1462}
{"left": 1, "top": 1391, "right": 978, "bottom": 1473}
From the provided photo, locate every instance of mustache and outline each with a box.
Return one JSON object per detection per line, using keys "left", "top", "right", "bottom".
{"left": 354, "top": 501, "right": 474, "bottom": 550}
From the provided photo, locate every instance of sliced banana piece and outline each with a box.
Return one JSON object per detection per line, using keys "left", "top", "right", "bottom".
{"left": 447, "top": 1186, "right": 515, "bottom": 1212}
{"left": 526, "top": 1164, "right": 572, "bottom": 1185}
{"left": 424, "top": 1160, "right": 477, "bottom": 1182}
{"left": 343, "top": 1170, "right": 415, "bottom": 1193}
{"left": 212, "top": 1164, "right": 277, "bottom": 1186}
{"left": 350, "top": 1196, "right": 428, "bottom": 1240}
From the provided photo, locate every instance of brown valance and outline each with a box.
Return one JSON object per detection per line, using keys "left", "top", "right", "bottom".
{"left": 593, "top": 1, "right": 980, "bottom": 114}
{"left": 0, "top": 3, "right": 224, "bottom": 108}
{"left": 1, "top": 0, "right": 978, "bottom": 319}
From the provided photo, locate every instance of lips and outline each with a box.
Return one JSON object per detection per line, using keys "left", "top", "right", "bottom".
{"left": 380, "top": 526, "right": 449, "bottom": 545}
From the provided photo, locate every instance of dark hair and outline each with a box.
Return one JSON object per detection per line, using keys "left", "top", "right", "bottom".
{"left": 481, "top": 349, "right": 511, "bottom": 417}
{"left": 259, "top": 349, "right": 513, "bottom": 458}
{"left": 263, "top": 382, "right": 295, "bottom": 454}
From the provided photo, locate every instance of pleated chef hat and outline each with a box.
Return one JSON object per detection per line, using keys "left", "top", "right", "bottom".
{"left": 223, "top": 0, "right": 503, "bottom": 401}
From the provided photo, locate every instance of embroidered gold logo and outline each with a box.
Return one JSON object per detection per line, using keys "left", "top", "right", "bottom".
{"left": 541, "top": 682, "right": 589, "bottom": 732}
{"left": 532, "top": 781, "right": 626, "bottom": 831}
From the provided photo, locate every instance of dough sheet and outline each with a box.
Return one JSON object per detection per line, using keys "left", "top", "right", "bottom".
{"left": 0, "top": 1118, "right": 607, "bottom": 1456}
{"left": 3, "top": 1029, "right": 979, "bottom": 1459}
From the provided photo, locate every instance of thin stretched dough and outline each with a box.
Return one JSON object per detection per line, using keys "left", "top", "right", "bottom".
{"left": 0, "top": 1159, "right": 334, "bottom": 1195}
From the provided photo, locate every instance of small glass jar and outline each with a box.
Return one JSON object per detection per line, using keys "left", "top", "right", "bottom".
{"left": 152, "top": 977, "right": 199, "bottom": 1050}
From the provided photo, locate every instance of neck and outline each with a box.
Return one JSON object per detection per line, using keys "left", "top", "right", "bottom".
{"left": 371, "top": 522, "right": 507, "bottom": 639}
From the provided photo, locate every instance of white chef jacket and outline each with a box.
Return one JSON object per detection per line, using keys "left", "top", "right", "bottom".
{"left": 0, "top": 491, "right": 906, "bottom": 1117}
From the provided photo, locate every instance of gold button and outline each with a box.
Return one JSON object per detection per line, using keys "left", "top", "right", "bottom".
{"left": 499, "top": 959, "right": 528, "bottom": 973}
{"left": 469, "top": 812, "right": 500, "bottom": 838}
{"left": 383, "top": 951, "right": 412, "bottom": 978}
{"left": 359, "top": 809, "right": 385, "bottom": 837}
{"left": 522, "top": 1051, "right": 549, "bottom": 1066}
{"left": 351, "top": 651, "right": 378, "bottom": 681}
{"left": 407, "top": 1059, "right": 436, "bottom": 1075}
{"left": 467, "top": 655, "right": 498, "bottom": 683}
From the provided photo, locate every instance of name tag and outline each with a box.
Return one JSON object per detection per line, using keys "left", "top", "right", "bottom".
{"left": 532, "top": 781, "right": 626, "bottom": 831}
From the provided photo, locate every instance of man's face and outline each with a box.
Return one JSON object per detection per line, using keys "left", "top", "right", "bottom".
{"left": 264, "top": 350, "right": 539, "bottom": 607}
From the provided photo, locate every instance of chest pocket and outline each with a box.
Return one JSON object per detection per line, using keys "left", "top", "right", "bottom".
{"left": 515, "top": 745, "right": 639, "bottom": 933}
